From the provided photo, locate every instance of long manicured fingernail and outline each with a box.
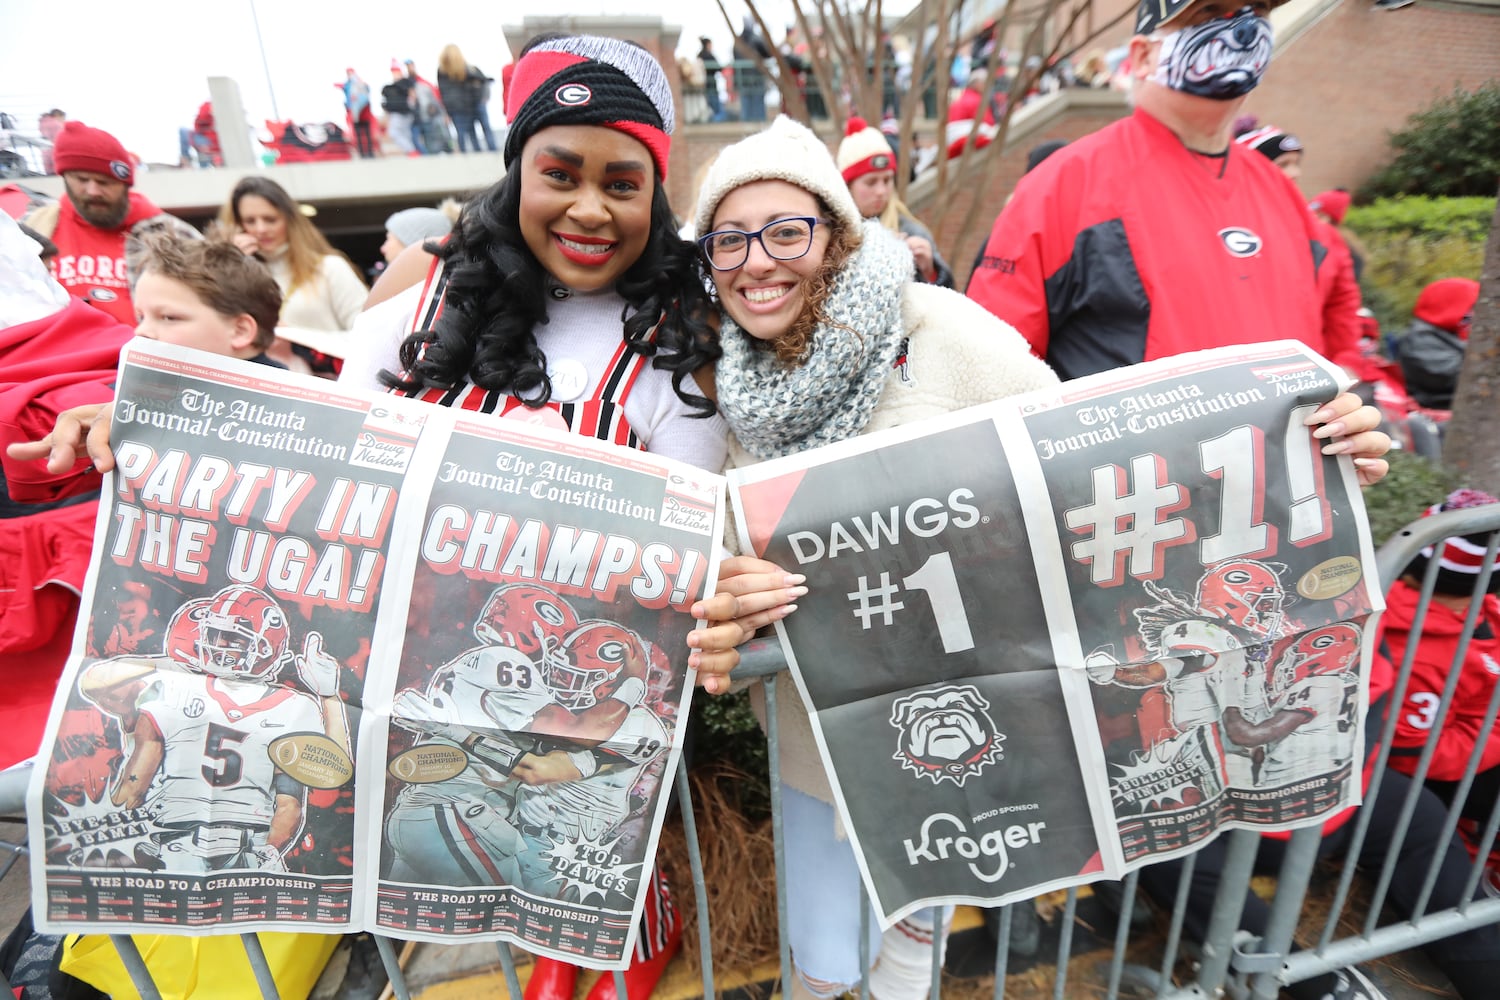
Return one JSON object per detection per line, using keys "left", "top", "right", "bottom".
{"left": 784, "top": 573, "right": 807, "bottom": 586}
{"left": 1321, "top": 440, "right": 1353, "bottom": 455}
{"left": 788, "top": 585, "right": 809, "bottom": 599}
{"left": 775, "top": 603, "right": 798, "bottom": 619}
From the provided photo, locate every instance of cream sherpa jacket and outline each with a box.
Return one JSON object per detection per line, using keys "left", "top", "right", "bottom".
{"left": 725, "top": 281, "right": 1060, "bottom": 810}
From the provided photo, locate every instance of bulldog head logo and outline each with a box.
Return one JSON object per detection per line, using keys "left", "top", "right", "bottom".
{"left": 889, "top": 684, "right": 1005, "bottom": 787}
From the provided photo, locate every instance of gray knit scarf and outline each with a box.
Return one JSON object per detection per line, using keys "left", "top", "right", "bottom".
{"left": 717, "top": 222, "right": 913, "bottom": 461}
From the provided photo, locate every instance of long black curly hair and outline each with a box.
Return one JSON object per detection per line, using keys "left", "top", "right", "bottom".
{"left": 379, "top": 167, "right": 719, "bottom": 416}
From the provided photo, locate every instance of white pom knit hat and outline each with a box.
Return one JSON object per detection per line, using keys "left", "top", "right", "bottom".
{"left": 693, "top": 116, "right": 862, "bottom": 239}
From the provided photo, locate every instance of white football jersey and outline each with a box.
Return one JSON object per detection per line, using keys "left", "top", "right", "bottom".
{"left": 137, "top": 670, "right": 323, "bottom": 830}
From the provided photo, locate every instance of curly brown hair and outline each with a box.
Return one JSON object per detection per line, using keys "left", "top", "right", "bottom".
{"left": 765, "top": 204, "right": 863, "bottom": 366}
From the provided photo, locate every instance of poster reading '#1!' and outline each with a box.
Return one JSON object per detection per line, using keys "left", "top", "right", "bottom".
{"left": 29, "top": 341, "right": 427, "bottom": 933}
{"left": 1020, "top": 347, "right": 1381, "bottom": 862}
{"left": 367, "top": 416, "right": 722, "bottom": 966}
{"left": 728, "top": 341, "right": 1382, "bottom": 927}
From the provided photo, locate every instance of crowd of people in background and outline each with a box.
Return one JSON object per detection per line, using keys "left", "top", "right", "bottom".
{"left": 6, "top": 19, "right": 1139, "bottom": 176}
{"left": 680, "top": 16, "right": 1128, "bottom": 128}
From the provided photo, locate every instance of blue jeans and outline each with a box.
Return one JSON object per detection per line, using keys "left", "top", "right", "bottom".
{"left": 474, "top": 105, "right": 498, "bottom": 151}
{"left": 782, "top": 786, "right": 951, "bottom": 996}
{"left": 451, "top": 113, "right": 480, "bottom": 152}
{"left": 741, "top": 87, "right": 767, "bottom": 122}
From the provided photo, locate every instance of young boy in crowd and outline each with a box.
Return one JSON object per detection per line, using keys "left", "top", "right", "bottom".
{"left": 0, "top": 227, "right": 286, "bottom": 774}
{"left": 131, "top": 235, "right": 285, "bottom": 366}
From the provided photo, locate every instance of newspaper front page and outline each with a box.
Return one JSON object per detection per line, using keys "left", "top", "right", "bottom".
{"left": 28, "top": 341, "right": 724, "bottom": 967}
{"left": 728, "top": 342, "right": 1383, "bottom": 927}
{"left": 366, "top": 414, "right": 721, "bottom": 964}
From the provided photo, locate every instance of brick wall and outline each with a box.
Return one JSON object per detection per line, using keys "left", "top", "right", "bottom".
{"left": 1242, "top": 0, "right": 1500, "bottom": 198}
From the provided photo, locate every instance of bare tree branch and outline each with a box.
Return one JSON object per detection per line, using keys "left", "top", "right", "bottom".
{"left": 721, "top": 0, "right": 812, "bottom": 122}
{"left": 893, "top": 0, "right": 945, "bottom": 204}
{"left": 791, "top": 1, "right": 848, "bottom": 125}
{"left": 938, "top": 0, "right": 1094, "bottom": 253}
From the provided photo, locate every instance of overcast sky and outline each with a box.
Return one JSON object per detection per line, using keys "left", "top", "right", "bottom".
{"left": 2, "top": 0, "right": 912, "bottom": 166}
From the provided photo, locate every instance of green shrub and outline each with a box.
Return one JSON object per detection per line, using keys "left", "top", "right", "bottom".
{"left": 1359, "top": 82, "right": 1500, "bottom": 200}
{"left": 1345, "top": 196, "right": 1490, "bottom": 333}
{"left": 1361, "top": 449, "right": 1464, "bottom": 547}
{"left": 687, "top": 687, "right": 770, "bottom": 818}
{"left": 1346, "top": 196, "right": 1496, "bottom": 242}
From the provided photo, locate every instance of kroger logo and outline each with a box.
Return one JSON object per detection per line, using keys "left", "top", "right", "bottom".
{"left": 902, "top": 812, "right": 1046, "bottom": 883}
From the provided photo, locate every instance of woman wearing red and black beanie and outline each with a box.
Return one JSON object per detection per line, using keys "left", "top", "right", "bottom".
{"left": 342, "top": 34, "right": 722, "bottom": 1000}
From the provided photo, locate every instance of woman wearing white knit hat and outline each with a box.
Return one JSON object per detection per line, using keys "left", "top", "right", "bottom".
{"left": 687, "top": 115, "right": 1395, "bottom": 999}
{"left": 835, "top": 116, "right": 954, "bottom": 288}
{"left": 690, "top": 114, "right": 1059, "bottom": 999}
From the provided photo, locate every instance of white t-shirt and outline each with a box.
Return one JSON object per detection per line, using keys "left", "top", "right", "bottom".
{"left": 341, "top": 283, "right": 727, "bottom": 473}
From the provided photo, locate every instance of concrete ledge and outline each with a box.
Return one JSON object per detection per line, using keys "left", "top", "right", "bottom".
{"left": 24, "top": 153, "right": 511, "bottom": 217}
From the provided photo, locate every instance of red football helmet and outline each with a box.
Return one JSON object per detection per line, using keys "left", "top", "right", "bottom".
{"left": 474, "top": 584, "right": 578, "bottom": 659}
{"left": 547, "top": 620, "right": 649, "bottom": 710}
{"left": 1195, "top": 560, "right": 1286, "bottom": 639}
{"left": 1274, "top": 623, "right": 1361, "bottom": 691}
{"left": 166, "top": 585, "right": 291, "bottom": 680}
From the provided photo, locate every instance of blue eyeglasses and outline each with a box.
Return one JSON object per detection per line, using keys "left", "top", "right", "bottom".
{"left": 697, "top": 216, "right": 828, "bottom": 271}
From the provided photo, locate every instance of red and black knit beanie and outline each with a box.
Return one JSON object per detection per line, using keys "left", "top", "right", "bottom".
{"left": 503, "top": 35, "right": 675, "bottom": 179}
{"left": 1234, "top": 123, "right": 1302, "bottom": 162}
{"left": 1411, "top": 488, "right": 1500, "bottom": 595}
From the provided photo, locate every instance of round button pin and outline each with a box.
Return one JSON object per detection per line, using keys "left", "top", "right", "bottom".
{"left": 548, "top": 358, "right": 590, "bottom": 402}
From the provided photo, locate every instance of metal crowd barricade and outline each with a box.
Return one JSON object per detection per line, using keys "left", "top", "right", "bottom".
{"left": 1211, "top": 502, "right": 1500, "bottom": 1000}
{"left": 9, "top": 504, "right": 1500, "bottom": 999}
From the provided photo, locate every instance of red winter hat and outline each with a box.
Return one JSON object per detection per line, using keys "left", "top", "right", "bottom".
{"left": 837, "top": 116, "right": 896, "bottom": 184}
{"left": 1414, "top": 278, "right": 1481, "bottom": 339}
{"left": 52, "top": 121, "right": 133, "bottom": 186}
{"left": 1309, "top": 189, "right": 1350, "bottom": 226}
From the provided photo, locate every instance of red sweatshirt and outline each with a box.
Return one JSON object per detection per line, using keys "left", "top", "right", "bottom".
{"left": 48, "top": 191, "right": 170, "bottom": 325}
{"left": 1385, "top": 580, "right": 1500, "bottom": 782}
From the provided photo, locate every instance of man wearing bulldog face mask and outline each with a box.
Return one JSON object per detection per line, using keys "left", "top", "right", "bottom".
{"left": 967, "top": 0, "right": 1362, "bottom": 380}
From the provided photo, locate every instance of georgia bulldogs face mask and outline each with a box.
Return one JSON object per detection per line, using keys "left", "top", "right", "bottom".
{"left": 1149, "top": 7, "right": 1273, "bottom": 100}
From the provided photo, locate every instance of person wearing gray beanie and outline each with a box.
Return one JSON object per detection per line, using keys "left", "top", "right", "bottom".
{"left": 380, "top": 207, "right": 453, "bottom": 263}
{"left": 691, "top": 114, "right": 1063, "bottom": 1000}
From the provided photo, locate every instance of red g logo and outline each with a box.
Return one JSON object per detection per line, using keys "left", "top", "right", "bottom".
{"left": 1218, "top": 227, "right": 1263, "bottom": 257}
{"left": 555, "top": 84, "right": 592, "bottom": 107}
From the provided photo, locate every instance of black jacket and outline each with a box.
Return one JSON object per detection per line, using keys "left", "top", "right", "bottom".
{"left": 1398, "top": 318, "right": 1466, "bottom": 409}
{"left": 381, "top": 78, "right": 414, "bottom": 114}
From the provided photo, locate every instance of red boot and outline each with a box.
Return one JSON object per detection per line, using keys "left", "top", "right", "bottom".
{"left": 582, "top": 927, "right": 682, "bottom": 1000}
{"left": 524, "top": 957, "right": 580, "bottom": 1000}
